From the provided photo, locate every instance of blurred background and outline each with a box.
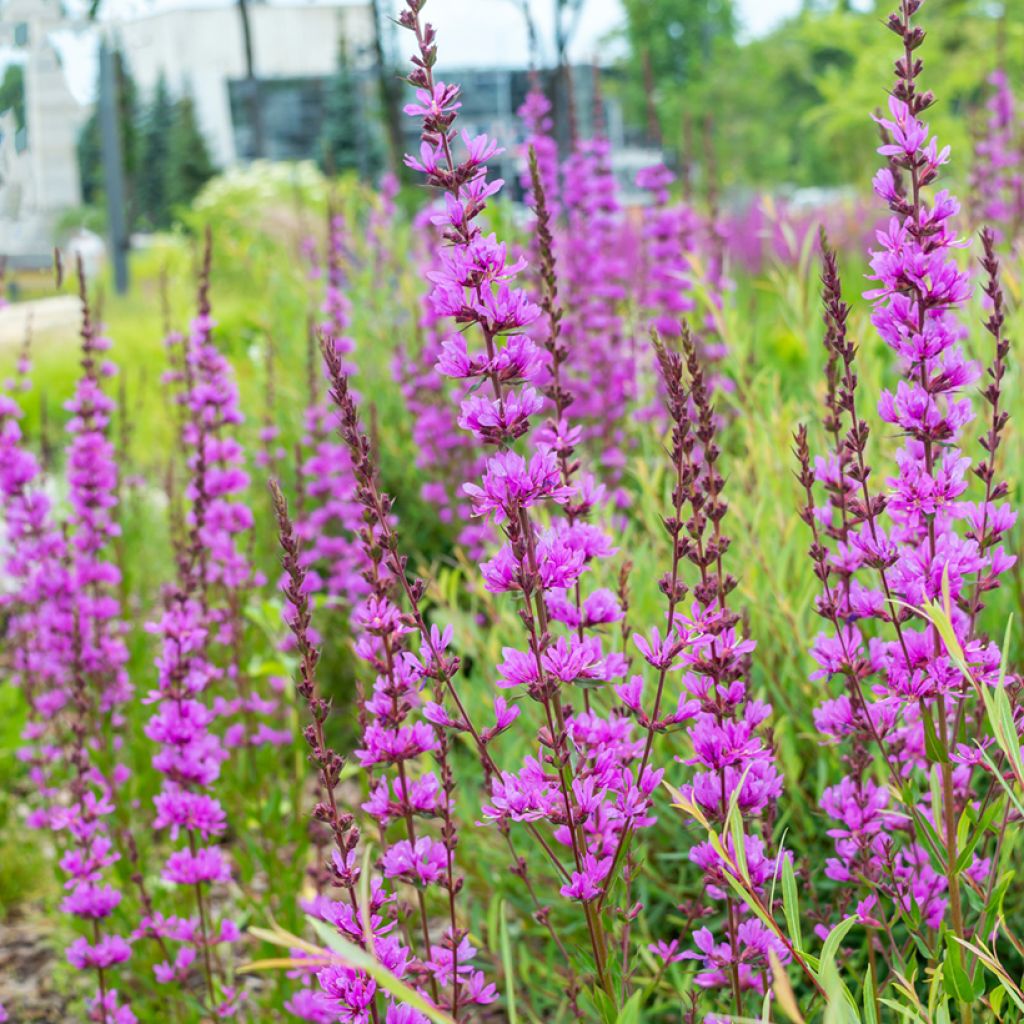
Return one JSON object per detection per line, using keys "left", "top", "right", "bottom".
{"left": 0, "top": 0, "right": 1020, "bottom": 293}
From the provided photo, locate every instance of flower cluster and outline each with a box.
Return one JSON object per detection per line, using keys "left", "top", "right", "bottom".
{"left": 1, "top": 362, "right": 73, "bottom": 830}
{"left": 636, "top": 163, "right": 698, "bottom": 342}
{"left": 395, "top": 206, "right": 492, "bottom": 557}
{"left": 294, "top": 208, "right": 370, "bottom": 620}
{"left": 799, "top": 0, "right": 1013, "bottom": 947}
{"left": 560, "top": 132, "right": 635, "bottom": 499}
{"left": 643, "top": 339, "right": 785, "bottom": 1009}
{"left": 270, "top": 329, "right": 501, "bottom": 1019}
{"left": 518, "top": 84, "right": 560, "bottom": 223}
{"left": 398, "top": 3, "right": 689, "bottom": 1003}
{"left": 274, "top": 479, "right": 419, "bottom": 1024}
{"left": 53, "top": 278, "right": 136, "bottom": 1023}
{"left": 970, "top": 68, "right": 1023, "bottom": 242}
{"left": 141, "top": 257, "right": 265, "bottom": 1018}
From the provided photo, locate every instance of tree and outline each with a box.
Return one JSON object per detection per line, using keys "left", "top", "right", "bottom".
{"left": 0, "top": 64, "right": 25, "bottom": 134}
{"left": 167, "top": 94, "right": 216, "bottom": 212}
{"left": 621, "top": 0, "right": 736, "bottom": 128}
{"left": 370, "top": 0, "right": 404, "bottom": 177}
{"left": 318, "top": 38, "right": 380, "bottom": 177}
{"left": 76, "top": 49, "right": 139, "bottom": 213}
{"left": 136, "top": 75, "right": 174, "bottom": 229}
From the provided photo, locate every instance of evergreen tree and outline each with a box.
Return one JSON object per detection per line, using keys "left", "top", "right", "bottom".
{"left": 0, "top": 65, "right": 25, "bottom": 134}
{"left": 167, "top": 94, "right": 216, "bottom": 211}
{"left": 77, "top": 55, "right": 216, "bottom": 229}
{"left": 136, "top": 74, "right": 174, "bottom": 229}
{"left": 317, "top": 37, "right": 373, "bottom": 177}
{"left": 76, "top": 49, "right": 139, "bottom": 213}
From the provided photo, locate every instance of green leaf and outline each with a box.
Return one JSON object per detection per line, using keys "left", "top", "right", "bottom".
{"left": 983, "top": 870, "right": 1015, "bottom": 939}
{"left": 948, "top": 936, "right": 1024, "bottom": 1015}
{"left": 955, "top": 796, "right": 1003, "bottom": 874}
{"left": 781, "top": 853, "right": 803, "bottom": 953}
{"left": 725, "top": 766, "right": 752, "bottom": 885}
{"left": 921, "top": 708, "right": 947, "bottom": 765}
{"left": 614, "top": 992, "right": 644, "bottom": 1024}
{"left": 863, "top": 964, "right": 878, "bottom": 1024}
{"left": 820, "top": 916, "right": 858, "bottom": 975}
{"left": 941, "top": 937, "right": 974, "bottom": 1004}
{"left": 586, "top": 984, "right": 620, "bottom": 1024}
{"left": 729, "top": 804, "right": 750, "bottom": 885}
{"left": 498, "top": 900, "right": 519, "bottom": 1024}
{"left": 821, "top": 955, "right": 859, "bottom": 1024}
{"left": 879, "top": 997, "right": 929, "bottom": 1023}
{"left": 899, "top": 783, "right": 948, "bottom": 867}
{"left": 991, "top": 985, "right": 1005, "bottom": 1016}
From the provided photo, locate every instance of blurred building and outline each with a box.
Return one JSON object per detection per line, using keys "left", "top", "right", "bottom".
{"left": 0, "top": 0, "right": 656, "bottom": 260}
{"left": 116, "top": 1, "right": 376, "bottom": 168}
{"left": 0, "top": 0, "right": 88, "bottom": 259}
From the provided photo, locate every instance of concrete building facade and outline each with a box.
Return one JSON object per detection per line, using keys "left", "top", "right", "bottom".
{"left": 116, "top": 2, "right": 376, "bottom": 169}
{"left": 0, "top": 0, "right": 88, "bottom": 257}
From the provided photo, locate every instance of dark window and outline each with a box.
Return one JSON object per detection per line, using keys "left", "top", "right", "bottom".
{"left": 228, "top": 77, "right": 328, "bottom": 161}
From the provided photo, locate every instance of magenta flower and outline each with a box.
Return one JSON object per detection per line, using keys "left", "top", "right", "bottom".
{"left": 798, "top": 0, "right": 1014, "bottom": 959}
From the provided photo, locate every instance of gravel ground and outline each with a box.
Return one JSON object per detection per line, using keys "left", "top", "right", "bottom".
{"left": 0, "top": 912, "right": 73, "bottom": 1022}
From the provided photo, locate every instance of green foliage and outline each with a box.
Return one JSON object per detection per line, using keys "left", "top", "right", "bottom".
{"left": 167, "top": 93, "right": 217, "bottom": 213}
{"left": 619, "top": 0, "right": 735, "bottom": 138}
{"left": 135, "top": 75, "right": 175, "bottom": 230}
{"left": 318, "top": 37, "right": 382, "bottom": 177}
{"left": 77, "top": 53, "right": 216, "bottom": 234}
{"left": 620, "top": 0, "right": 1024, "bottom": 188}
{"left": 0, "top": 63, "right": 25, "bottom": 134}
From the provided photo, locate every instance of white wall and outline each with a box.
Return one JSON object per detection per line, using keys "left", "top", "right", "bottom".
{"left": 116, "top": 3, "right": 375, "bottom": 167}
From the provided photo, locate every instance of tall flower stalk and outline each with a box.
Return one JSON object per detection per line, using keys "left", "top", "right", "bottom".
{"left": 139, "top": 244, "right": 261, "bottom": 1018}
{"left": 397, "top": 2, "right": 698, "bottom": 1005}
{"left": 970, "top": 69, "right": 1023, "bottom": 243}
{"left": 798, "top": 5, "right": 1015, "bottom": 1014}
{"left": 294, "top": 207, "right": 369, "bottom": 620}
{"left": 53, "top": 269, "right": 136, "bottom": 1023}
{"left": 643, "top": 336, "right": 783, "bottom": 1017}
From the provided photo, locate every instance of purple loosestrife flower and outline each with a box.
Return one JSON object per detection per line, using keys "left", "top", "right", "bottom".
{"left": 970, "top": 69, "right": 1024, "bottom": 242}
{"left": 398, "top": 6, "right": 673, "bottom": 1003}
{"left": 47, "top": 273, "right": 136, "bottom": 1023}
{"left": 517, "top": 82, "right": 561, "bottom": 317}
{"left": 0, "top": 372, "right": 75, "bottom": 831}
{"left": 560, "top": 131, "right": 635, "bottom": 501}
{"left": 313, "top": 350, "right": 497, "bottom": 1020}
{"left": 369, "top": 172, "right": 401, "bottom": 276}
{"left": 518, "top": 85, "right": 560, "bottom": 223}
{"left": 294, "top": 209, "right": 371, "bottom": 621}
{"left": 57, "top": 686, "right": 136, "bottom": 1024}
{"left": 176, "top": 240, "right": 284, "bottom": 751}
{"left": 253, "top": 473, "right": 405, "bottom": 1024}
{"left": 798, "top": 0, "right": 1014, "bottom": 961}
{"left": 634, "top": 162, "right": 701, "bottom": 422}
{"left": 65, "top": 280, "right": 131, "bottom": 717}
{"left": 395, "top": 215, "right": 492, "bottom": 558}
{"left": 141, "top": 248, "right": 270, "bottom": 1018}
{"left": 643, "top": 339, "right": 784, "bottom": 1015}
{"left": 636, "top": 163, "right": 698, "bottom": 342}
